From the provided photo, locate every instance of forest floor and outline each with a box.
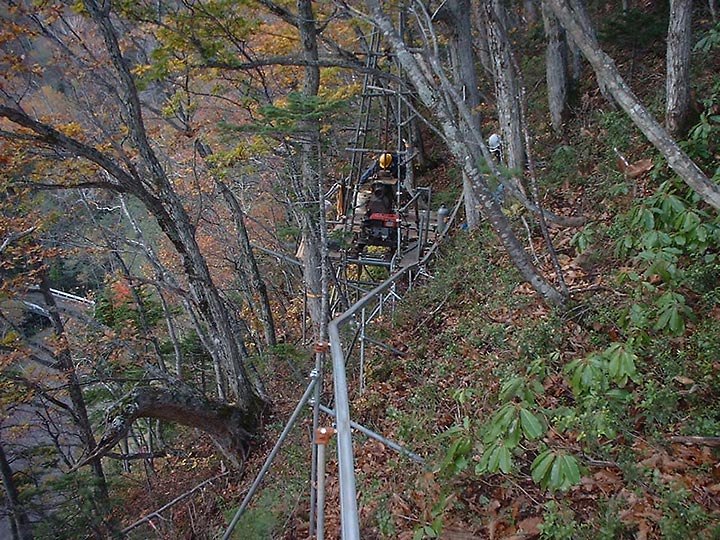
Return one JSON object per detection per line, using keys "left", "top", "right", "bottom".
{"left": 118, "top": 106, "right": 720, "bottom": 537}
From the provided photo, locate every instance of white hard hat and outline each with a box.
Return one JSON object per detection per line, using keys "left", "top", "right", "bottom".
{"left": 488, "top": 133, "right": 501, "bottom": 151}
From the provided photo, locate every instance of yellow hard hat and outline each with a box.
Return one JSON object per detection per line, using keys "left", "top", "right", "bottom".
{"left": 379, "top": 153, "right": 393, "bottom": 169}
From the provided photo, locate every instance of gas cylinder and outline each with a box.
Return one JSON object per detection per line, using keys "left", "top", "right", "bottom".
{"left": 437, "top": 205, "right": 449, "bottom": 233}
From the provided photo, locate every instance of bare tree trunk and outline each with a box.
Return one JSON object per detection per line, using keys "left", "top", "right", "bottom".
{"left": 542, "top": 0, "right": 570, "bottom": 135}
{"left": 437, "top": 0, "right": 482, "bottom": 229}
{"left": 484, "top": 1, "right": 526, "bottom": 175}
{"left": 546, "top": 0, "right": 720, "bottom": 211}
{"left": 564, "top": 0, "right": 616, "bottom": 108}
{"left": 157, "top": 289, "right": 184, "bottom": 377}
{"left": 569, "top": 40, "right": 582, "bottom": 87}
{"left": 0, "top": 442, "right": 34, "bottom": 540}
{"left": 367, "top": 0, "right": 567, "bottom": 307}
{"left": 37, "top": 274, "right": 111, "bottom": 525}
{"left": 297, "top": 0, "right": 326, "bottom": 329}
{"left": 666, "top": 0, "right": 693, "bottom": 137}
{"left": 472, "top": 7, "right": 494, "bottom": 77}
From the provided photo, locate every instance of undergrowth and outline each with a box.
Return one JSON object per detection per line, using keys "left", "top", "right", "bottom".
{"left": 357, "top": 187, "right": 720, "bottom": 537}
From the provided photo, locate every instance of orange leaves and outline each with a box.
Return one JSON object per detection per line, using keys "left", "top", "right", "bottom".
{"left": 109, "top": 278, "right": 133, "bottom": 305}
{"left": 616, "top": 155, "right": 655, "bottom": 179}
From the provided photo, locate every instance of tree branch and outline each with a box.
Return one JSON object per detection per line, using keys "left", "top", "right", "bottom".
{"left": 669, "top": 436, "right": 720, "bottom": 447}
{"left": 0, "top": 227, "right": 37, "bottom": 254}
{"left": 74, "top": 374, "right": 257, "bottom": 470}
{"left": 0, "top": 105, "right": 140, "bottom": 193}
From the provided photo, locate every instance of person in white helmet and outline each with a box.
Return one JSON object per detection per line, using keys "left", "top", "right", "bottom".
{"left": 487, "top": 133, "right": 505, "bottom": 203}
{"left": 488, "top": 133, "right": 502, "bottom": 162}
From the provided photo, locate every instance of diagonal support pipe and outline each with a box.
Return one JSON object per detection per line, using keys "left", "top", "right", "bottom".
{"left": 221, "top": 371, "right": 319, "bottom": 540}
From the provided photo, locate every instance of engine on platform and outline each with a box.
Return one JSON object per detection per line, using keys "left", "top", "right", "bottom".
{"left": 357, "top": 180, "right": 400, "bottom": 252}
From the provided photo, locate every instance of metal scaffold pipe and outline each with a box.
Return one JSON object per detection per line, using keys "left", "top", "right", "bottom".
{"left": 328, "top": 195, "right": 462, "bottom": 539}
{"left": 314, "top": 426, "right": 335, "bottom": 540}
{"left": 328, "top": 320, "right": 360, "bottom": 540}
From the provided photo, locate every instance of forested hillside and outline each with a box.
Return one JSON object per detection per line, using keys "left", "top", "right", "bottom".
{"left": 1, "top": 1, "right": 718, "bottom": 539}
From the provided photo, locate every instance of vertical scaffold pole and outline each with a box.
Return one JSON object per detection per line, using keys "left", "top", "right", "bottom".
{"left": 314, "top": 427, "right": 335, "bottom": 540}
{"left": 359, "top": 307, "right": 366, "bottom": 394}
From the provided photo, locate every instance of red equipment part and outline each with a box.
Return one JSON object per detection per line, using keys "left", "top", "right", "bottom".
{"left": 367, "top": 213, "right": 400, "bottom": 227}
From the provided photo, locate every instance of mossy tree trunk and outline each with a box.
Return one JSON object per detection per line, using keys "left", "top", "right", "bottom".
{"left": 665, "top": 0, "right": 693, "bottom": 137}
{"left": 542, "top": 0, "right": 571, "bottom": 136}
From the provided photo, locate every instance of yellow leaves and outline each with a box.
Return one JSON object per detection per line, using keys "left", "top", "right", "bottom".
{"left": 131, "top": 63, "right": 153, "bottom": 78}
{"left": 0, "top": 20, "right": 35, "bottom": 44}
{"left": 1, "top": 330, "right": 21, "bottom": 348}
{"left": 211, "top": 144, "right": 248, "bottom": 168}
{"left": 321, "top": 81, "right": 361, "bottom": 102}
{"left": 57, "top": 122, "right": 84, "bottom": 138}
{"left": 167, "top": 58, "right": 190, "bottom": 73}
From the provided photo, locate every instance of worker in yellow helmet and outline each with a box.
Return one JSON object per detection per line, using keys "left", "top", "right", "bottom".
{"left": 360, "top": 151, "right": 405, "bottom": 184}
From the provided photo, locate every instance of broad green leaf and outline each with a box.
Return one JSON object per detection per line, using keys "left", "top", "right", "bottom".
{"left": 550, "top": 454, "right": 563, "bottom": 489}
{"left": 498, "top": 445, "right": 513, "bottom": 474}
{"left": 696, "top": 225, "right": 708, "bottom": 243}
{"left": 506, "top": 415, "right": 521, "bottom": 447}
{"left": 519, "top": 408, "right": 544, "bottom": 440}
{"left": 484, "top": 404, "right": 516, "bottom": 443}
{"left": 605, "top": 342, "right": 637, "bottom": 386}
{"left": 499, "top": 377, "right": 525, "bottom": 402}
{"left": 560, "top": 455, "right": 581, "bottom": 487}
{"left": 531, "top": 449, "right": 555, "bottom": 485}
{"left": 487, "top": 445, "right": 502, "bottom": 472}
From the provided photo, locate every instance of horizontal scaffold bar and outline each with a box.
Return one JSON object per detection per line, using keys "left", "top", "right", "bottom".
{"left": 344, "top": 147, "right": 408, "bottom": 154}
